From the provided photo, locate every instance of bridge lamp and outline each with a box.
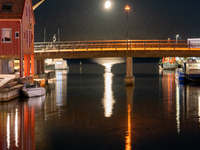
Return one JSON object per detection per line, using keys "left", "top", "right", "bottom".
{"left": 125, "top": 4, "right": 130, "bottom": 51}
{"left": 176, "top": 34, "right": 179, "bottom": 43}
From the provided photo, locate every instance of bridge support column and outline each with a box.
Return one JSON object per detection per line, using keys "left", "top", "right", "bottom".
{"left": 37, "top": 59, "right": 45, "bottom": 74}
{"left": 124, "top": 57, "right": 134, "bottom": 85}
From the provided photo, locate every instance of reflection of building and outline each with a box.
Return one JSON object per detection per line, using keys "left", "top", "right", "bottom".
{"left": 0, "top": 99, "right": 37, "bottom": 149}
{"left": 161, "top": 71, "right": 181, "bottom": 134}
{"left": 176, "top": 81, "right": 200, "bottom": 134}
{"left": 184, "top": 84, "right": 200, "bottom": 120}
{"left": 162, "top": 71, "right": 176, "bottom": 113}
{"left": 45, "top": 70, "right": 68, "bottom": 119}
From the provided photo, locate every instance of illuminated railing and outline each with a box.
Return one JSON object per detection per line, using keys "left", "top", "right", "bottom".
{"left": 34, "top": 40, "right": 200, "bottom": 52}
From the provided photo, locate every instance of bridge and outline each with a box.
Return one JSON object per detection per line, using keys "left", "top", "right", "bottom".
{"left": 34, "top": 40, "right": 200, "bottom": 59}
{"left": 2, "top": 39, "right": 200, "bottom": 85}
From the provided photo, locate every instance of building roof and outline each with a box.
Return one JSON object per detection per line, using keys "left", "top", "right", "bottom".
{"left": 0, "top": 0, "right": 25, "bottom": 18}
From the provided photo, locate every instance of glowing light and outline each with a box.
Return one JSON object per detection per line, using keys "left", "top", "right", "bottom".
{"left": 125, "top": 5, "right": 130, "bottom": 11}
{"left": 105, "top": 1, "right": 111, "bottom": 8}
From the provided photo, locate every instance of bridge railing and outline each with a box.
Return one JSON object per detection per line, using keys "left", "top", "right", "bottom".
{"left": 34, "top": 40, "right": 197, "bottom": 52}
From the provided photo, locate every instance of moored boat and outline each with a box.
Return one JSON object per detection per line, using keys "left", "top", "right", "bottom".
{"left": 45, "top": 59, "right": 69, "bottom": 70}
{"left": 22, "top": 82, "right": 46, "bottom": 97}
{"left": 159, "top": 57, "right": 178, "bottom": 70}
{"left": 175, "top": 61, "right": 200, "bottom": 82}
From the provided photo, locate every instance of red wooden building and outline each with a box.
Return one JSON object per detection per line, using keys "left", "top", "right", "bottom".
{"left": 0, "top": 0, "right": 35, "bottom": 77}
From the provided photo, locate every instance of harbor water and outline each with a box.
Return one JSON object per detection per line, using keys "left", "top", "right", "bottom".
{"left": 1, "top": 57, "right": 200, "bottom": 150}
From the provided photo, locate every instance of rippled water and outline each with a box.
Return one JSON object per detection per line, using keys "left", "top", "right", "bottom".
{"left": 1, "top": 58, "right": 200, "bottom": 150}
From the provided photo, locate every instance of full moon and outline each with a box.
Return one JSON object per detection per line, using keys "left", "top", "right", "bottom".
{"left": 105, "top": 1, "right": 111, "bottom": 8}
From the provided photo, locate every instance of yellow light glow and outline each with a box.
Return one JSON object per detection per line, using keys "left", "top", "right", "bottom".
{"left": 125, "top": 5, "right": 130, "bottom": 11}
{"left": 105, "top": 1, "right": 111, "bottom": 8}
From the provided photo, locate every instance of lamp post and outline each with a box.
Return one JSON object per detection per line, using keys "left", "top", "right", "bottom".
{"left": 176, "top": 34, "right": 179, "bottom": 43}
{"left": 125, "top": 4, "right": 130, "bottom": 51}
{"left": 124, "top": 4, "right": 134, "bottom": 86}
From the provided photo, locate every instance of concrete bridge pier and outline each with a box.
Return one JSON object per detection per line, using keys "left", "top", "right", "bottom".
{"left": 124, "top": 57, "right": 135, "bottom": 85}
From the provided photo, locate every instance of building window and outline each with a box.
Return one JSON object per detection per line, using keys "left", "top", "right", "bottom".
{"left": 15, "top": 32, "right": 19, "bottom": 39}
{"left": 1, "top": 28, "right": 11, "bottom": 43}
{"left": 2, "top": 3, "right": 12, "bottom": 11}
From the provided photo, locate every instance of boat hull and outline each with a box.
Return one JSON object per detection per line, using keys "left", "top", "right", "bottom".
{"left": 22, "top": 87, "right": 46, "bottom": 97}
{"left": 162, "top": 63, "right": 178, "bottom": 70}
{"left": 175, "top": 68, "right": 200, "bottom": 82}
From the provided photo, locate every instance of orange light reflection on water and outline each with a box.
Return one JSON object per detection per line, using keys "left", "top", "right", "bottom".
{"left": 125, "top": 104, "right": 131, "bottom": 150}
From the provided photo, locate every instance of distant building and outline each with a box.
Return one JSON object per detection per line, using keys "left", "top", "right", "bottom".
{"left": 187, "top": 38, "right": 200, "bottom": 48}
{"left": 0, "top": 0, "right": 35, "bottom": 77}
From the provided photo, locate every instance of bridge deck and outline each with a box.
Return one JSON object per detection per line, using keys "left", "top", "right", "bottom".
{"left": 2, "top": 40, "right": 200, "bottom": 59}
{"left": 34, "top": 40, "right": 200, "bottom": 59}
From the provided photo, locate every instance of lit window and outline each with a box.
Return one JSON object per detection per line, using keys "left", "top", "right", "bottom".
{"left": 2, "top": 3, "right": 12, "bottom": 11}
{"left": 15, "top": 32, "right": 19, "bottom": 39}
{"left": 1, "top": 28, "right": 11, "bottom": 43}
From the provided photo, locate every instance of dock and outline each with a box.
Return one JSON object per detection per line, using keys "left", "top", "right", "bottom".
{"left": 0, "top": 70, "right": 55, "bottom": 102}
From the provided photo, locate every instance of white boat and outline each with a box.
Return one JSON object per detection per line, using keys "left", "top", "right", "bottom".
{"left": 45, "top": 59, "right": 69, "bottom": 70}
{"left": 159, "top": 57, "right": 178, "bottom": 70}
{"left": 175, "top": 61, "right": 200, "bottom": 82}
{"left": 22, "top": 82, "right": 46, "bottom": 97}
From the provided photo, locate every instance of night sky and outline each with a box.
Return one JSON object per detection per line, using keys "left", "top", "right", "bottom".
{"left": 32, "top": 0, "right": 200, "bottom": 42}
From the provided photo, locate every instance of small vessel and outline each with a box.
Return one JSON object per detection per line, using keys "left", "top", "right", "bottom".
{"left": 45, "top": 59, "right": 69, "bottom": 70}
{"left": 159, "top": 57, "right": 178, "bottom": 70}
{"left": 22, "top": 82, "right": 46, "bottom": 97}
{"left": 175, "top": 60, "right": 200, "bottom": 82}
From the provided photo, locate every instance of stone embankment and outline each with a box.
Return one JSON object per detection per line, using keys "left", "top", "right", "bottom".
{"left": 0, "top": 76, "right": 33, "bottom": 102}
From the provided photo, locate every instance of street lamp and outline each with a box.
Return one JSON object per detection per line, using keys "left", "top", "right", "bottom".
{"left": 125, "top": 4, "right": 130, "bottom": 51}
{"left": 176, "top": 34, "right": 179, "bottom": 43}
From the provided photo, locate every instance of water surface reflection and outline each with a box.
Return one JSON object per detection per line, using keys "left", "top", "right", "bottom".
{"left": 0, "top": 95, "right": 45, "bottom": 150}
{"left": 92, "top": 57, "right": 125, "bottom": 117}
{"left": 2, "top": 60, "right": 200, "bottom": 149}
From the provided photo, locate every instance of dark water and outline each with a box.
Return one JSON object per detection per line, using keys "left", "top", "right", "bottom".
{"left": 1, "top": 57, "right": 200, "bottom": 150}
